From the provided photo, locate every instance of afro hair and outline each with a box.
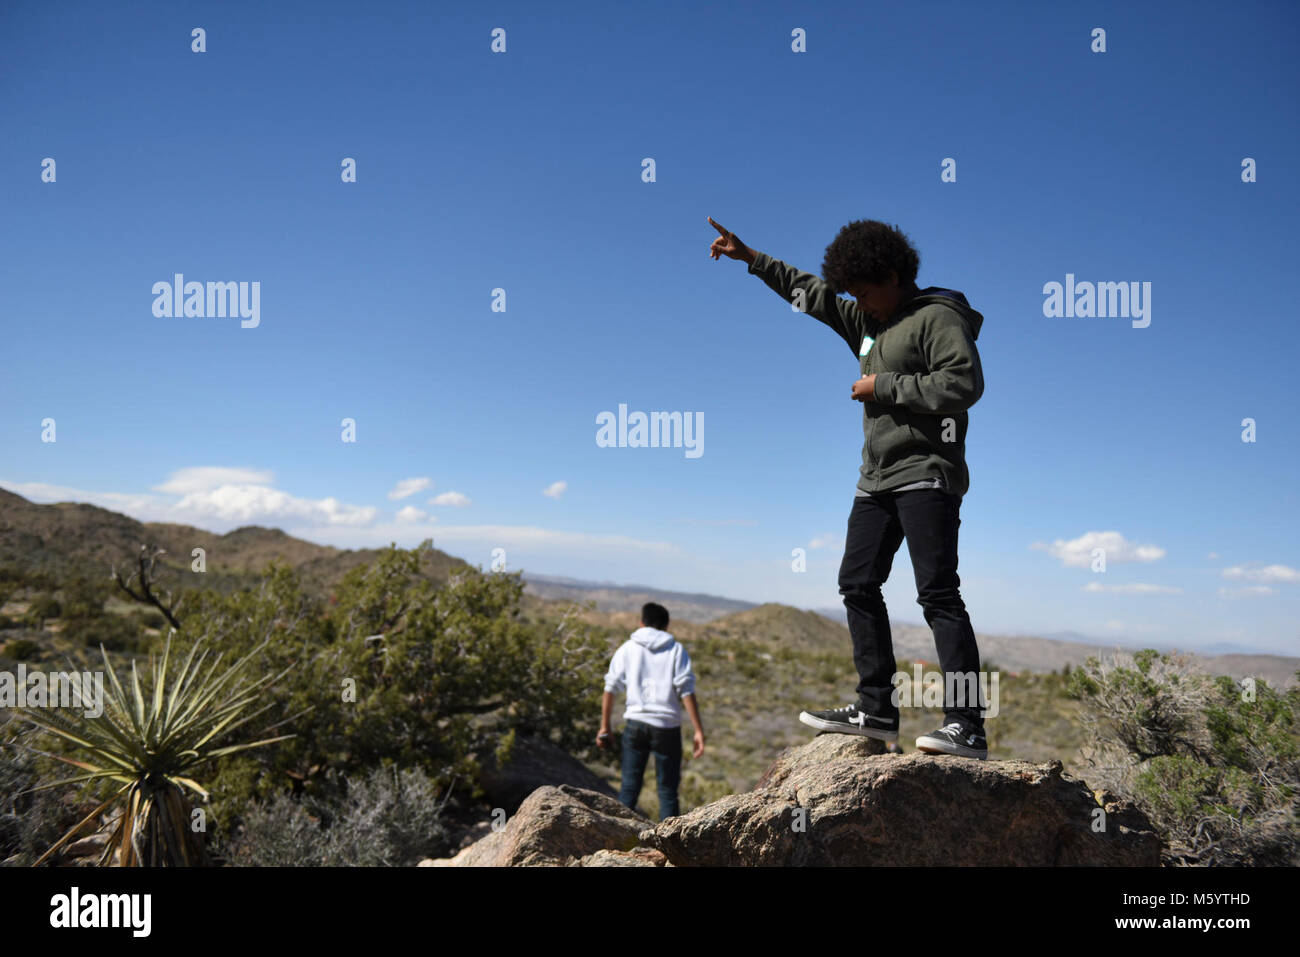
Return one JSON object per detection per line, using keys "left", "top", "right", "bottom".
{"left": 820, "top": 220, "right": 921, "bottom": 293}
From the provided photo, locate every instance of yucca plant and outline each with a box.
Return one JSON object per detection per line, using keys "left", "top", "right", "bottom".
{"left": 19, "top": 634, "right": 293, "bottom": 866}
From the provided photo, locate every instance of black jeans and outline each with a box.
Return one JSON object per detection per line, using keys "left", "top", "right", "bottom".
{"left": 838, "top": 489, "right": 985, "bottom": 731}
{"left": 618, "top": 719, "right": 682, "bottom": 819}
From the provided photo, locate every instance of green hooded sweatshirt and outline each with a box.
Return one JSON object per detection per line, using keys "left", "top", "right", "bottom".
{"left": 747, "top": 250, "right": 986, "bottom": 497}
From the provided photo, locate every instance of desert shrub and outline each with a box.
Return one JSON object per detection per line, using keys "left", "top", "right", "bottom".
{"left": 2, "top": 568, "right": 55, "bottom": 591}
{"left": 62, "top": 613, "right": 146, "bottom": 653}
{"left": 138, "top": 610, "right": 167, "bottom": 630}
{"left": 59, "top": 577, "right": 107, "bottom": 620}
{"left": 217, "top": 791, "right": 327, "bottom": 866}
{"left": 184, "top": 542, "right": 608, "bottom": 845}
{"left": 3, "top": 638, "right": 40, "bottom": 661}
{"left": 0, "top": 722, "right": 89, "bottom": 866}
{"left": 221, "top": 765, "right": 452, "bottom": 866}
{"left": 734, "top": 643, "right": 766, "bottom": 680}
{"left": 24, "top": 595, "right": 60, "bottom": 627}
{"left": 1068, "top": 650, "right": 1299, "bottom": 865}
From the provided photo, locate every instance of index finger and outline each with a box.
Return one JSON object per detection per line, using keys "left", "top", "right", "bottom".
{"left": 706, "top": 216, "right": 731, "bottom": 236}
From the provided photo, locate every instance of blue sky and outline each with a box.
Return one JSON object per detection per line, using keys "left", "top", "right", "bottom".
{"left": 2, "top": 0, "right": 1297, "bottom": 656}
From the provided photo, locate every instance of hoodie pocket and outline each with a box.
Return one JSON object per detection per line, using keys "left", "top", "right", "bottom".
{"left": 872, "top": 413, "right": 910, "bottom": 471}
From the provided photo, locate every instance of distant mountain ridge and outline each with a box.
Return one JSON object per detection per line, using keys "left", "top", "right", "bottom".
{"left": 2, "top": 489, "right": 1295, "bottom": 686}
{"left": 523, "top": 569, "right": 1296, "bottom": 686}
{"left": 0, "top": 487, "right": 469, "bottom": 593}
{"left": 520, "top": 573, "right": 755, "bottom": 623}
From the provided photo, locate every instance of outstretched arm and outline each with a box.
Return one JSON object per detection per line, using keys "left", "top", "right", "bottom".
{"left": 708, "top": 216, "right": 873, "bottom": 353}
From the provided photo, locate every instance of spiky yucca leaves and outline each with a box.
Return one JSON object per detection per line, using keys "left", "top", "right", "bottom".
{"left": 19, "top": 634, "right": 293, "bottom": 866}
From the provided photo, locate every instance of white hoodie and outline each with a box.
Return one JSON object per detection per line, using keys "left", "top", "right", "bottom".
{"left": 604, "top": 626, "right": 696, "bottom": 728}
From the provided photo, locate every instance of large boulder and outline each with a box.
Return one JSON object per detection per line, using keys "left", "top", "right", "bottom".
{"left": 424, "top": 784, "right": 645, "bottom": 866}
{"left": 638, "top": 734, "right": 1161, "bottom": 866}
{"left": 571, "top": 847, "right": 668, "bottom": 867}
{"left": 475, "top": 735, "right": 616, "bottom": 814}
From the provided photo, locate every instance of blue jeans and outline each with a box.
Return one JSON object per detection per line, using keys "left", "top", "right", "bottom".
{"left": 618, "top": 719, "right": 682, "bottom": 819}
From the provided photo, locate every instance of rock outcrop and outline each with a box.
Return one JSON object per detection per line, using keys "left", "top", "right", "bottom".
{"left": 424, "top": 735, "right": 1162, "bottom": 867}
{"left": 571, "top": 847, "right": 669, "bottom": 867}
{"left": 423, "top": 784, "right": 645, "bottom": 866}
{"left": 639, "top": 735, "right": 1160, "bottom": 866}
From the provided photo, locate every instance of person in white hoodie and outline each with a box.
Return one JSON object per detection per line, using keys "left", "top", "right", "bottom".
{"left": 598, "top": 602, "right": 705, "bottom": 819}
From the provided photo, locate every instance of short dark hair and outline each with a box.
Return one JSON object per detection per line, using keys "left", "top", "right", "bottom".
{"left": 641, "top": 602, "right": 669, "bottom": 630}
{"left": 821, "top": 219, "right": 920, "bottom": 293}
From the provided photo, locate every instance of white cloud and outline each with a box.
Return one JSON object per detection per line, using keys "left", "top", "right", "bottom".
{"left": 1217, "top": 585, "right": 1278, "bottom": 598}
{"left": 1206, "top": 551, "right": 1220, "bottom": 560}
{"left": 808, "top": 534, "right": 841, "bottom": 550}
{"left": 1221, "top": 563, "right": 1300, "bottom": 584}
{"left": 388, "top": 477, "right": 432, "bottom": 501}
{"left": 1083, "top": 582, "right": 1182, "bottom": 594}
{"left": 3, "top": 474, "right": 376, "bottom": 530}
{"left": 396, "top": 506, "right": 428, "bottom": 523}
{"left": 174, "top": 485, "right": 375, "bottom": 526}
{"left": 429, "top": 491, "right": 471, "bottom": 507}
{"left": 542, "top": 481, "right": 567, "bottom": 500}
{"left": 1, "top": 480, "right": 165, "bottom": 517}
{"left": 153, "top": 466, "right": 275, "bottom": 494}
{"left": 1030, "top": 531, "right": 1165, "bottom": 568}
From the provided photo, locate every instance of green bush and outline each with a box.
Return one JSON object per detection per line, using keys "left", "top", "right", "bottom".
{"left": 59, "top": 577, "right": 106, "bottom": 620}
{"left": 7, "top": 542, "right": 610, "bottom": 860}
{"left": 182, "top": 542, "right": 609, "bottom": 844}
{"left": 62, "top": 613, "right": 145, "bottom": 653}
{"left": 24, "top": 595, "right": 60, "bottom": 626}
{"left": 3, "top": 638, "right": 40, "bottom": 661}
{"left": 1068, "top": 651, "right": 1299, "bottom": 865}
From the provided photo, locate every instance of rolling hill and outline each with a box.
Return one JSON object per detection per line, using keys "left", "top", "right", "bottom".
{"left": 0, "top": 487, "right": 469, "bottom": 594}
{"left": 2, "top": 488, "right": 1294, "bottom": 686}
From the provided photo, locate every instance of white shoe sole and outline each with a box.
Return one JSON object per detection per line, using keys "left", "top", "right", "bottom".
{"left": 915, "top": 735, "right": 987, "bottom": 759}
{"left": 799, "top": 711, "right": 899, "bottom": 742}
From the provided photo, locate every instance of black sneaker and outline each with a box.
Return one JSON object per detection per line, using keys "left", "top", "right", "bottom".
{"left": 915, "top": 721, "right": 987, "bottom": 759}
{"left": 798, "top": 703, "right": 899, "bottom": 742}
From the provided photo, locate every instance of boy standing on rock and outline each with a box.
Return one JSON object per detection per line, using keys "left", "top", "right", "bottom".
{"left": 708, "top": 216, "right": 989, "bottom": 759}
{"left": 598, "top": 602, "right": 706, "bottom": 818}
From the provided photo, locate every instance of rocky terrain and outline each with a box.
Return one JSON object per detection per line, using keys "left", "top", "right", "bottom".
{"left": 422, "top": 734, "right": 1161, "bottom": 867}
